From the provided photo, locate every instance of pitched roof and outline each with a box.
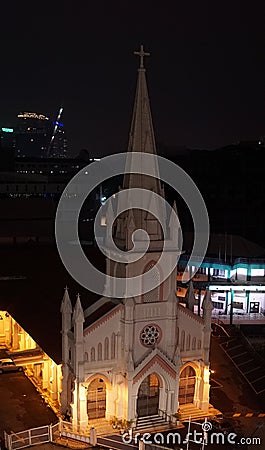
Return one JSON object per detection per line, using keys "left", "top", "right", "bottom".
{"left": 0, "top": 244, "right": 104, "bottom": 364}
{"left": 83, "top": 299, "right": 119, "bottom": 330}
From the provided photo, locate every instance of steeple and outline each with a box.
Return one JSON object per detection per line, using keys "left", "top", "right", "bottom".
{"left": 123, "top": 45, "right": 162, "bottom": 193}
{"left": 114, "top": 45, "right": 164, "bottom": 250}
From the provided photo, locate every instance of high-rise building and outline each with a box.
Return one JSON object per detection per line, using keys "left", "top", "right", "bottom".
{"left": 15, "top": 110, "right": 67, "bottom": 158}
{"left": 47, "top": 108, "right": 68, "bottom": 158}
{"left": 0, "top": 127, "right": 16, "bottom": 150}
{"left": 15, "top": 112, "right": 51, "bottom": 157}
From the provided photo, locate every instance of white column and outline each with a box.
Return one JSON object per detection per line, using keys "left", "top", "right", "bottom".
{"left": 79, "top": 384, "right": 88, "bottom": 431}
{"left": 71, "top": 380, "right": 79, "bottom": 430}
{"left": 60, "top": 365, "right": 70, "bottom": 413}
{"left": 199, "top": 365, "right": 210, "bottom": 411}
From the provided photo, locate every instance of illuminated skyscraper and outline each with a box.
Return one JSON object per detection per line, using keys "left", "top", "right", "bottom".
{"left": 0, "top": 127, "right": 16, "bottom": 149}
{"left": 15, "top": 112, "right": 50, "bottom": 157}
{"left": 15, "top": 111, "right": 67, "bottom": 158}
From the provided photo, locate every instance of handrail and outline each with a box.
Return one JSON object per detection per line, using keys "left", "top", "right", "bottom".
{"left": 158, "top": 409, "right": 171, "bottom": 423}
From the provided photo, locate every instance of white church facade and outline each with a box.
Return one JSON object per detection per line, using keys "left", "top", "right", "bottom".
{"left": 60, "top": 47, "right": 214, "bottom": 432}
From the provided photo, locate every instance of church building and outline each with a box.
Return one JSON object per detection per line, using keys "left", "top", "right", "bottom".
{"left": 60, "top": 46, "right": 214, "bottom": 432}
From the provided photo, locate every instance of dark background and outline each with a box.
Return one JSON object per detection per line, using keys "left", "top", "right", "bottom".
{"left": 1, "top": 1, "right": 265, "bottom": 156}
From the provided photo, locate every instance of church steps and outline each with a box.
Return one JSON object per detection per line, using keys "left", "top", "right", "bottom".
{"left": 87, "top": 419, "right": 118, "bottom": 436}
{"left": 136, "top": 415, "right": 170, "bottom": 432}
{"left": 179, "top": 404, "right": 221, "bottom": 421}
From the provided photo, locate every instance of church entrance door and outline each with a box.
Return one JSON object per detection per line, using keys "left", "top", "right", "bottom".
{"left": 178, "top": 366, "right": 196, "bottom": 405}
{"left": 87, "top": 378, "right": 106, "bottom": 419}
{"left": 137, "top": 373, "right": 159, "bottom": 417}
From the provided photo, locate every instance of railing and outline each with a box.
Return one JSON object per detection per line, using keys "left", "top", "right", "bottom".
{"left": 4, "top": 420, "right": 90, "bottom": 450}
{"left": 4, "top": 425, "right": 51, "bottom": 450}
{"left": 212, "top": 312, "right": 265, "bottom": 322}
{"left": 158, "top": 409, "right": 171, "bottom": 423}
{"left": 146, "top": 443, "right": 180, "bottom": 450}
{"left": 211, "top": 320, "right": 230, "bottom": 337}
{"left": 179, "top": 255, "right": 228, "bottom": 264}
{"left": 234, "top": 257, "right": 265, "bottom": 264}
{"left": 211, "top": 317, "right": 224, "bottom": 325}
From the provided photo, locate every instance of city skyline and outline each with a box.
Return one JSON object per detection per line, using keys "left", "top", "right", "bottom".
{"left": 1, "top": 2, "right": 265, "bottom": 156}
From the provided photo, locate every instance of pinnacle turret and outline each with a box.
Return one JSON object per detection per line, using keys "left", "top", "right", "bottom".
{"left": 73, "top": 294, "right": 85, "bottom": 323}
{"left": 185, "top": 280, "right": 196, "bottom": 311}
{"left": 60, "top": 286, "right": 72, "bottom": 314}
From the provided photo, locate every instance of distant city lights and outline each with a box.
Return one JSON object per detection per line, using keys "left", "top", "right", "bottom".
{"left": 17, "top": 112, "right": 49, "bottom": 120}
{"left": 1, "top": 127, "right": 14, "bottom": 133}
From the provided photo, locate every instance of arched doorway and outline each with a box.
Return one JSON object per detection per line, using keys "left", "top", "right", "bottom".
{"left": 178, "top": 365, "right": 196, "bottom": 405}
{"left": 137, "top": 373, "right": 160, "bottom": 417}
{"left": 87, "top": 378, "right": 106, "bottom": 419}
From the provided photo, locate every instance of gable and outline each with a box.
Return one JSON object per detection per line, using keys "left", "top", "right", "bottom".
{"left": 133, "top": 353, "right": 176, "bottom": 384}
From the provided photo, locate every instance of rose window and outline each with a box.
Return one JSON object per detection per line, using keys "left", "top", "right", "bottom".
{"left": 140, "top": 324, "right": 161, "bottom": 347}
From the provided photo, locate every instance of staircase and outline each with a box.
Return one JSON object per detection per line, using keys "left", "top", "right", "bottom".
{"left": 220, "top": 333, "right": 265, "bottom": 394}
{"left": 136, "top": 415, "right": 170, "bottom": 432}
{"left": 179, "top": 403, "right": 221, "bottom": 421}
{"left": 88, "top": 418, "right": 117, "bottom": 436}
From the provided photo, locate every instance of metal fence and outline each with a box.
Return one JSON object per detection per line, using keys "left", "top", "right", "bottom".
{"left": 4, "top": 420, "right": 90, "bottom": 450}
{"left": 4, "top": 425, "right": 50, "bottom": 450}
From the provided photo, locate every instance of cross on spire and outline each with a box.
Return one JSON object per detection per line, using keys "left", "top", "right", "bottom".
{"left": 134, "top": 44, "right": 150, "bottom": 69}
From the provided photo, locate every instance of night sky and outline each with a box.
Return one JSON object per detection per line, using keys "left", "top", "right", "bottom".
{"left": 1, "top": 1, "right": 265, "bottom": 157}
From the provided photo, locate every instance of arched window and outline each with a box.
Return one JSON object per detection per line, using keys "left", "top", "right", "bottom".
{"left": 111, "top": 333, "right": 116, "bottom": 359}
{"left": 192, "top": 337, "right": 196, "bottom": 350}
{"left": 143, "top": 261, "right": 161, "bottom": 303}
{"left": 98, "top": 343, "right": 102, "bottom": 361}
{"left": 91, "top": 347, "right": 95, "bottom": 361}
{"left": 84, "top": 351, "right": 88, "bottom": 361}
{"left": 180, "top": 330, "right": 185, "bottom": 351}
{"left": 104, "top": 337, "right": 109, "bottom": 360}
{"left": 186, "top": 334, "right": 191, "bottom": 350}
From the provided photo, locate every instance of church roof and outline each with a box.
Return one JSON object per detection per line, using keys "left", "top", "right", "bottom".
{"left": 83, "top": 299, "right": 118, "bottom": 330}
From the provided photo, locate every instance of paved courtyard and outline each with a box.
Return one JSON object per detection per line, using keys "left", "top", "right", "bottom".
{"left": 0, "top": 371, "right": 57, "bottom": 436}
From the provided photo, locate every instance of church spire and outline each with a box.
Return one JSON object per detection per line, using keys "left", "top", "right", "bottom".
{"left": 73, "top": 294, "right": 84, "bottom": 323}
{"left": 123, "top": 44, "right": 162, "bottom": 194}
{"left": 60, "top": 286, "right": 72, "bottom": 315}
{"left": 114, "top": 45, "right": 164, "bottom": 250}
